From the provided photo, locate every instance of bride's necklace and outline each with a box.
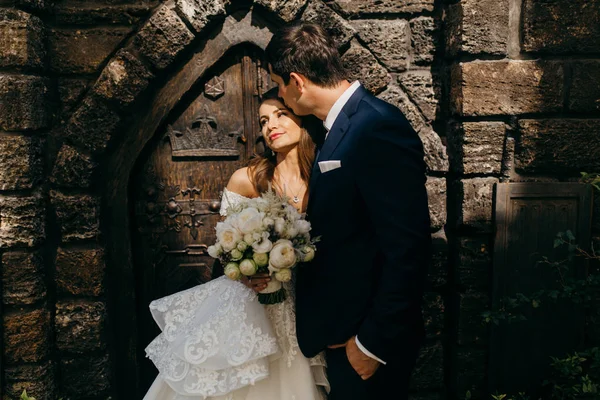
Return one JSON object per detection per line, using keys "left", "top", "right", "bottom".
{"left": 276, "top": 173, "right": 304, "bottom": 204}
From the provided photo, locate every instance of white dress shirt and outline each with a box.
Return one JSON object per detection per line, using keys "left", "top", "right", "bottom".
{"left": 322, "top": 80, "right": 387, "bottom": 365}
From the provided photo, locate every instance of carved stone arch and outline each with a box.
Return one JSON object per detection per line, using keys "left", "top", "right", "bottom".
{"left": 98, "top": 8, "right": 277, "bottom": 398}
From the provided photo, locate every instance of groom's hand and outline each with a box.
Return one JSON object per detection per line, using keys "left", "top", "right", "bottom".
{"left": 328, "top": 336, "right": 380, "bottom": 380}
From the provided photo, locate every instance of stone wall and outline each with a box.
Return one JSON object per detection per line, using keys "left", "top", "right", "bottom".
{"left": 445, "top": 0, "right": 600, "bottom": 398}
{"left": 0, "top": 0, "right": 598, "bottom": 399}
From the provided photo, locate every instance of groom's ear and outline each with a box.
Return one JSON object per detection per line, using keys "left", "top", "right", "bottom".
{"left": 289, "top": 72, "right": 305, "bottom": 93}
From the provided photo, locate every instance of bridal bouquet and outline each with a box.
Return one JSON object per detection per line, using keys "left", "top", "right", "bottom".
{"left": 207, "top": 190, "right": 318, "bottom": 304}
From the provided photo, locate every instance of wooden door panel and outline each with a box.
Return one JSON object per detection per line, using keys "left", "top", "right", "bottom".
{"left": 130, "top": 45, "right": 274, "bottom": 392}
{"left": 490, "top": 183, "right": 593, "bottom": 395}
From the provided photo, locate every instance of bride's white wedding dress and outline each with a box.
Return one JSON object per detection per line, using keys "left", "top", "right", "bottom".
{"left": 143, "top": 189, "right": 329, "bottom": 400}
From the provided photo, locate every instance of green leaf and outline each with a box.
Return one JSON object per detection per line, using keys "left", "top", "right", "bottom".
{"left": 532, "top": 299, "right": 540, "bottom": 308}
{"left": 566, "top": 230, "right": 576, "bottom": 241}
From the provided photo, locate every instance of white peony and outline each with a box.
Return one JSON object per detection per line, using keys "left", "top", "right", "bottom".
{"left": 269, "top": 239, "right": 297, "bottom": 269}
{"left": 207, "top": 244, "right": 222, "bottom": 258}
{"left": 224, "top": 262, "right": 241, "bottom": 280}
{"left": 216, "top": 222, "right": 241, "bottom": 252}
{"left": 237, "top": 207, "right": 264, "bottom": 234}
{"left": 252, "top": 232, "right": 273, "bottom": 253}
{"left": 274, "top": 268, "right": 292, "bottom": 282}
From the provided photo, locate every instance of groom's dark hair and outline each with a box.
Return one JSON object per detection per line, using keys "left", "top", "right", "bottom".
{"left": 265, "top": 22, "right": 347, "bottom": 88}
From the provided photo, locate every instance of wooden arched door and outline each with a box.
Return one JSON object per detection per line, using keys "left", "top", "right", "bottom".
{"left": 130, "top": 44, "right": 274, "bottom": 391}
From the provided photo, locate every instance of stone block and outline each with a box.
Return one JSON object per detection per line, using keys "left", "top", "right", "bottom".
{"left": 3, "top": 308, "right": 50, "bottom": 363}
{"left": 0, "top": 134, "right": 43, "bottom": 190}
{"left": 418, "top": 127, "right": 449, "bottom": 173}
{"left": 332, "top": 0, "right": 434, "bottom": 16}
{"left": 2, "top": 251, "right": 46, "bottom": 305}
{"left": 56, "top": 247, "right": 105, "bottom": 296}
{"left": 56, "top": 300, "right": 106, "bottom": 353}
{"left": 302, "top": 0, "right": 355, "bottom": 49}
{"left": 256, "top": 0, "right": 307, "bottom": 23}
{"left": 453, "top": 178, "right": 498, "bottom": 232}
{"left": 49, "top": 28, "right": 132, "bottom": 74}
{"left": 378, "top": 84, "right": 427, "bottom": 132}
{"left": 378, "top": 91, "right": 448, "bottom": 174}
{"left": 516, "top": 119, "right": 600, "bottom": 173}
{"left": 445, "top": 0, "right": 509, "bottom": 56}
{"left": 569, "top": 60, "right": 600, "bottom": 113}
{"left": 64, "top": 95, "right": 120, "bottom": 154}
{"left": 50, "top": 144, "right": 95, "bottom": 189}
{"left": 0, "top": 9, "right": 45, "bottom": 70}
{"left": 451, "top": 61, "right": 564, "bottom": 116}
{"left": 57, "top": 78, "right": 89, "bottom": 117}
{"left": 50, "top": 191, "right": 100, "bottom": 243}
{"left": 351, "top": 19, "right": 410, "bottom": 72}
{"left": 134, "top": 3, "right": 195, "bottom": 70}
{"left": 449, "top": 122, "right": 505, "bottom": 175}
{"left": 52, "top": 2, "right": 156, "bottom": 25}
{"left": 429, "top": 230, "right": 448, "bottom": 289}
{"left": 0, "top": 75, "right": 48, "bottom": 131}
{"left": 411, "top": 17, "right": 437, "bottom": 65}
{"left": 411, "top": 341, "right": 444, "bottom": 391}
{"left": 398, "top": 70, "right": 438, "bottom": 122}
{"left": 457, "top": 236, "right": 492, "bottom": 293}
{"left": 93, "top": 48, "right": 154, "bottom": 108}
{"left": 4, "top": 362, "right": 55, "bottom": 400}
{"left": 59, "top": 355, "right": 111, "bottom": 398}
{"left": 176, "top": 0, "right": 226, "bottom": 33}
{"left": 522, "top": 0, "right": 600, "bottom": 53}
{"left": 341, "top": 39, "right": 390, "bottom": 94}
{"left": 426, "top": 176, "right": 446, "bottom": 231}
{"left": 0, "top": 194, "right": 45, "bottom": 248}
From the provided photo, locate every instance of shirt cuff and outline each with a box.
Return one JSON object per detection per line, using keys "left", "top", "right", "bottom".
{"left": 355, "top": 336, "right": 386, "bottom": 365}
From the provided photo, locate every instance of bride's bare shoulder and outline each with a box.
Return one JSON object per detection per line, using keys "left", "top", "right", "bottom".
{"left": 226, "top": 167, "right": 259, "bottom": 198}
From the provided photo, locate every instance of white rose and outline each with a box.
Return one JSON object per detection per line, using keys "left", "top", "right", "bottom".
{"left": 269, "top": 239, "right": 297, "bottom": 269}
{"left": 239, "top": 259, "right": 258, "bottom": 276}
{"left": 294, "top": 220, "right": 311, "bottom": 234}
{"left": 224, "top": 262, "right": 241, "bottom": 280}
{"left": 253, "top": 252, "right": 269, "bottom": 267}
{"left": 230, "top": 248, "right": 243, "bottom": 261}
{"left": 237, "top": 207, "right": 264, "bottom": 234}
{"left": 300, "top": 245, "right": 315, "bottom": 262}
{"left": 274, "top": 268, "right": 292, "bottom": 282}
{"left": 216, "top": 222, "right": 241, "bottom": 252}
{"left": 244, "top": 233, "right": 257, "bottom": 245}
{"left": 207, "top": 244, "right": 222, "bottom": 258}
{"left": 237, "top": 241, "right": 249, "bottom": 252}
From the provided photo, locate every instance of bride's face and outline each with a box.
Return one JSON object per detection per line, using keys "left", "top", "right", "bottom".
{"left": 259, "top": 99, "right": 303, "bottom": 153}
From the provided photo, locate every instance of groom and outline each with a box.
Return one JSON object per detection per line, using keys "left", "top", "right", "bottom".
{"left": 265, "top": 23, "right": 431, "bottom": 399}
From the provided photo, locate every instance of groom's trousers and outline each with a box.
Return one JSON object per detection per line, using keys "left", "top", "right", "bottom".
{"left": 325, "top": 343, "right": 420, "bottom": 400}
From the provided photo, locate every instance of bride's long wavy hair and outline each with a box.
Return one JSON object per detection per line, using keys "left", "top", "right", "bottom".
{"left": 247, "top": 87, "right": 324, "bottom": 194}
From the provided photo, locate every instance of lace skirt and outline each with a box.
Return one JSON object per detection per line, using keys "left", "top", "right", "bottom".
{"left": 143, "top": 276, "right": 328, "bottom": 400}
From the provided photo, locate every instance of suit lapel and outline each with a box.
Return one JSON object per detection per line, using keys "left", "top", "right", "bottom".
{"left": 308, "top": 86, "right": 369, "bottom": 212}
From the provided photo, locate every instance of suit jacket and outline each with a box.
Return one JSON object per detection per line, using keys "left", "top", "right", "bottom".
{"left": 296, "top": 86, "right": 431, "bottom": 363}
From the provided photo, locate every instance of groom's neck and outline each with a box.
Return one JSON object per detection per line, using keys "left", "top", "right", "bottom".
{"left": 310, "top": 80, "right": 352, "bottom": 121}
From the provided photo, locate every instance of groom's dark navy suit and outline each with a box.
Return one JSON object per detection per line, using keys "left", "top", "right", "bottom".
{"left": 296, "top": 85, "right": 431, "bottom": 399}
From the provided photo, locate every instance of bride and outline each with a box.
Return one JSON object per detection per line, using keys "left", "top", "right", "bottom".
{"left": 143, "top": 88, "right": 328, "bottom": 400}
